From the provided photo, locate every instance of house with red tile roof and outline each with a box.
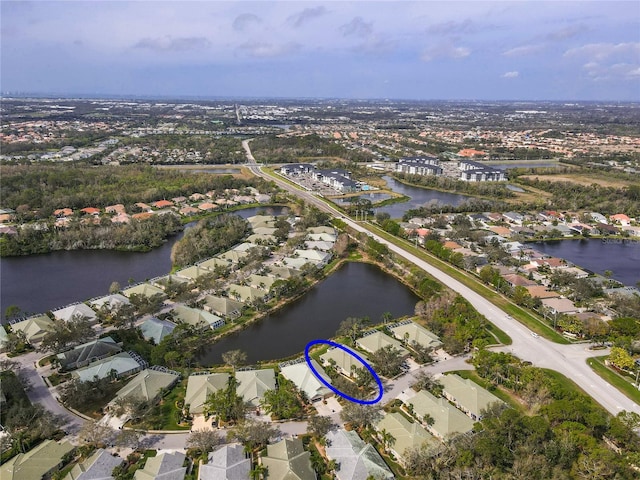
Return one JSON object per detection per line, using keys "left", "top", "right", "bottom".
{"left": 198, "top": 202, "right": 218, "bottom": 211}
{"left": 80, "top": 207, "right": 100, "bottom": 215}
{"left": 106, "top": 204, "right": 126, "bottom": 214}
{"left": 610, "top": 213, "right": 631, "bottom": 226}
{"left": 153, "top": 199, "right": 174, "bottom": 209}
{"left": 132, "top": 212, "right": 153, "bottom": 220}
{"left": 457, "top": 148, "right": 486, "bottom": 157}
{"left": 54, "top": 208, "right": 73, "bottom": 217}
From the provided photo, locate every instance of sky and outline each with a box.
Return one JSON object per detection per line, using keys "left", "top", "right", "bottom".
{"left": 1, "top": 0, "right": 639, "bottom": 101}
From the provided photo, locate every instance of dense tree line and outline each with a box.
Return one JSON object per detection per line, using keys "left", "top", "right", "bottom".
{"left": 405, "top": 350, "right": 640, "bottom": 478}
{"left": 0, "top": 164, "right": 275, "bottom": 214}
{"left": 0, "top": 213, "right": 182, "bottom": 256}
{"left": 250, "top": 133, "right": 373, "bottom": 163}
{"left": 170, "top": 213, "right": 250, "bottom": 267}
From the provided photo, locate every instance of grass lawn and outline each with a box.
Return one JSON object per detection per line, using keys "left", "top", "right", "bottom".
{"left": 587, "top": 356, "right": 640, "bottom": 404}
{"left": 450, "top": 370, "right": 524, "bottom": 411}
{"left": 157, "top": 380, "right": 191, "bottom": 431}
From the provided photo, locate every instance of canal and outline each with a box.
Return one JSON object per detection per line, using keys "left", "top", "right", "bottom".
{"left": 198, "top": 262, "right": 421, "bottom": 365}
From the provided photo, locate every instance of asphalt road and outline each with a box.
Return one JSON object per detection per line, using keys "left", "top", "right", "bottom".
{"left": 245, "top": 157, "right": 640, "bottom": 416}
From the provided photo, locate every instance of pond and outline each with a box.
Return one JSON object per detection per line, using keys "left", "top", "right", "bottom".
{"left": 375, "top": 176, "right": 472, "bottom": 218}
{"left": 0, "top": 206, "right": 290, "bottom": 317}
{"left": 198, "top": 262, "right": 421, "bottom": 365}
{"left": 531, "top": 238, "right": 640, "bottom": 286}
{"left": 331, "top": 192, "right": 395, "bottom": 205}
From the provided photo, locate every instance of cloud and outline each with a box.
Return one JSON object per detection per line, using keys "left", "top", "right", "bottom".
{"left": 564, "top": 42, "right": 640, "bottom": 61}
{"left": 133, "top": 36, "right": 210, "bottom": 52}
{"left": 502, "top": 71, "right": 519, "bottom": 78}
{"left": 582, "top": 61, "right": 640, "bottom": 80}
{"left": 421, "top": 43, "right": 470, "bottom": 62}
{"left": 502, "top": 44, "right": 544, "bottom": 57}
{"left": 544, "top": 24, "right": 588, "bottom": 42}
{"left": 339, "top": 16, "right": 373, "bottom": 38}
{"left": 427, "top": 19, "right": 477, "bottom": 35}
{"left": 237, "top": 41, "right": 300, "bottom": 58}
{"left": 287, "top": 6, "right": 328, "bottom": 28}
{"left": 233, "top": 13, "right": 261, "bottom": 32}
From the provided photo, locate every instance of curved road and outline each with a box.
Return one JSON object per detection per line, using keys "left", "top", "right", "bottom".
{"left": 244, "top": 152, "right": 639, "bottom": 416}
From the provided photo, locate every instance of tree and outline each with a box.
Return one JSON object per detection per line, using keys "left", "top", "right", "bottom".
{"left": 204, "top": 376, "right": 247, "bottom": 423}
{"left": 186, "top": 429, "right": 224, "bottom": 454}
{"left": 114, "top": 429, "right": 142, "bottom": 450}
{"left": 227, "top": 418, "right": 281, "bottom": 452}
{"left": 379, "top": 428, "right": 396, "bottom": 450}
{"left": 411, "top": 371, "right": 443, "bottom": 396}
{"left": 221, "top": 349, "right": 247, "bottom": 372}
{"left": 4, "top": 304, "right": 22, "bottom": 321}
{"left": 336, "top": 317, "right": 369, "bottom": 344}
{"left": 39, "top": 315, "right": 94, "bottom": 353}
{"left": 340, "top": 403, "right": 382, "bottom": 430}
{"left": 368, "top": 345, "right": 404, "bottom": 378}
{"left": 261, "top": 378, "right": 304, "bottom": 420}
{"left": 608, "top": 347, "right": 635, "bottom": 371}
{"left": 306, "top": 415, "right": 336, "bottom": 439}
{"left": 78, "top": 420, "right": 116, "bottom": 447}
{"left": 109, "top": 281, "right": 121, "bottom": 294}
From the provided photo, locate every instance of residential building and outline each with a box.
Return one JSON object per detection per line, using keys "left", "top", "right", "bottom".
{"left": 10, "top": 315, "right": 55, "bottom": 344}
{"left": 260, "top": 438, "right": 315, "bottom": 480}
{"left": 235, "top": 369, "right": 276, "bottom": 406}
{"left": 355, "top": 331, "right": 409, "bottom": 358}
{"left": 458, "top": 160, "right": 506, "bottom": 182}
{"left": 90, "top": 294, "right": 130, "bottom": 311}
{"left": 172, "top": 305, "right": 224, "bottom": 330}
{"left": 313, "top": 169, "right": 358, "bottom": 192}
{"left": 0, "top": 440, "right": 75, "bottom": 480}
{"left": 122, "top": 283, "right": 166, "bottom": 299}
{"left": 280, "top": 163, "right": 315, "bottom": 176}
{"left": 407, "top": 390, "right": 475, "bottom": 440}
{"left": 198, "top": 444, "right": 250, "bottom": 480}
{"left": 440, "top": 374, "right": 504, "bottom": 421}
{"left": 52, "top": 303, "right": 97, "bottom": 324}
{"left": 321, "top": 347, "right": 369, "bottom": 378}
{"left": 72, "top": 352, "right": 142, "bottom": 382}
{"left": 64, "top": 449, "right": 123, "bottom": 480}
{"left": 395, "top": 156, "right": 443, "bottom": 176}
{"left": 140, "top": 317, "right": 176, "bottom": 345}
{"left": 133, "top": 451, "right": 186, "bottom": 480}
{"left": 541, "top": 297, "right": 579, "bottom": 315}
{"left": 185, "top": 372, "right": 230, "bottom": 414}
{"left": 375, "top": 412, "right": 439, "bottom": 465}
{"left": 388, "top": 321, "right": 442, "bottom": 351}
{"left": 56, "top": 337, "right": 122, "bottom": 371}
{"left": 293, "top": 249, "right": 332, "bottom": 266}
{"left": 201, "top": 295, "right": 243, "bottom": 319}
{"left": 175, "top": 265, "right": 213, "bottom": 280}
{"left": 112, "top": 368, "right": 181, "bottom": 406}
{"left": 226, "top": 284, "right": 267, "bottom": 304}
{"left": 279, "top": 359, "right": 332, "bottom": 402}
{"left": 325, "top": 429, "right": 394, "bottom": 480}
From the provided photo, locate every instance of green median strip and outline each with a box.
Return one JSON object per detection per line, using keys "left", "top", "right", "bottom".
{"left": 587, "top": 356, "right": 640, "bottom": 405}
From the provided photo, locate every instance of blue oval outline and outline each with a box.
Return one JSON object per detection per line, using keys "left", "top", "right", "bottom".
{"left": 304, "top": 339, "right": 383, "bottom": 405}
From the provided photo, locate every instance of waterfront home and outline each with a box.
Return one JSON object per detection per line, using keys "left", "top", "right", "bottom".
{"left": 179, "top": 206, "right": 200, "bottom": 216}
{"left": 90, "top": 293, "right": 130, "bottom": 311}
{"left": 307, "top": 232, "right": 337, "bottom": 243}
{"left": 202, "top": 295, "right": 243, "bottom": 319}
{"left": 56, "top": 337, "right": 122, "bottom": 371}
{"left": 122, "top": 283, "right": 166, "bottom": 299}
{"left": 279, "top": 358, "right": 332, "bottom": 402}
{"left": 235, "top": 368, "right": 276, "bottom": 407}
{"left": 248, "top": 215, "right": 277, "bottom": 229}
{"left": 10, "top": 315, "right": 55, "bottom": 344}
{"left": 294, "top": 249, "right": 332, "bottom": 266}
{"left": 227, "top": 284, "right": 268, "bottom": 304}
{"left": 0, "top": 439, "right": 75, "bottom": 480}
{"left": 321, "top": 347, "right": 369, "bottom": 378}
{"left": 356, "top": 331, "right": 409, "bottom": 358}
{"left": 541, "top": 297, "right": 579, "bottom": 315}
{"left": 266, "top": 265, "right": 300, "bottom": 279}
{"left": 406, "top": 390, "right": 475, "bottom": 440}
{"left": 246, "top": 232, "right": 278, "bottom": 244}
{"left": 610, "top": 213, "right": 631, "bottom": 226}
{"left": 198, "top": 444, "right": 250, "bottom": 480}
{"left": 247, "top": 274, "right": 279, "bottom": 292}
{"left": 152, "top": 274, "right": 189, "bottom": 290}
{"left": 72, "top": 352, "right": 142, "bottom": 382}
{"left": 175, "top": 265, "right": 213, "bottom": 280}
{"left": 279, "top": 256, "right": 313, "bottom": 270}
{"left": 440, "top": 374, "right": 504, "bottom": 421}
{"left": 198, "top": 257, "right": 230, "bottom": 271}
{"left": 253, "top": 226, "right": 278, "bottom": 236}
{"left": 0, "top": 325, "right": 7, "bottom": 351}
{"left": 260, "top": 438, "right": 315, "bottom": 480}
{"left": 64, "top": 448, "right": 123, "bottom": 480}
{"left": 172, "top": 305, "right": 224, "bottom": 330}
{"left": 52, "top": 303, "right": 98, "bottom": 324}
{"left": 112, "top": 368, "right": 181, "bottom": 406}
{"left": 604, "top": 286, "right": 640, "bottom": 298}
{"left": 388, "top": 320, "right": 442, "bottom": 351}
{"left": 133, "top": 452, "right": 186, "bottom": 480}
{"left": 304, "top": 240, "right": 335, "bottom": 251}
{"left": 185, "top": 372, "right": 230, "bottom": 414}
{"left": 218, "top": 250, "right": 248, "bottom": 264}
{"left": 325, "top": 429, "right": 394, "bottom": 480}
{"left": 198, "top": 202, "right": 218, "bottom": 212}
{"left": 140, "top": 317, "right": 176, "bottom": 345}
{"left": 375, "top": 412, "right": 439, "bottom": 466}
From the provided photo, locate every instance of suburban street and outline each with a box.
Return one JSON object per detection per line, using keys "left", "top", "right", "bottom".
{"left": 245, "top": 155, "right": 640, "bottom": 416}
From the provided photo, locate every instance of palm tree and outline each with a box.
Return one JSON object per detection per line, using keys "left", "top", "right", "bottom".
{"left": 379, "top": 428, "right": 395, "bottom": 451}
{"left": 250, "top": 464, "right": 267, "bottom": 480}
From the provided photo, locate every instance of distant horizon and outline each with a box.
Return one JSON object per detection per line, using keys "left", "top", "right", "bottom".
{"left": 2, "top": 1, "right": 638, "bottom": 102}
{"left": 3, "top": 91, "right": 640, "bottom": 105}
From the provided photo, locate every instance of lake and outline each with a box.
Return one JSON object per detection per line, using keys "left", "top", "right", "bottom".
{"left": 198, "top": 262, "right": 421, "bottom": 365}
{"left": 0, "top": 206, "right": 289, "bottom": 317}
{"left": 531, "top": 238, "right": 640, "bottom": 286}
{"left": 331, "top": 192, "right": 394, "bottom": 205}
{"left": 376, "top": 176, "right": 471, "bottom": 218}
